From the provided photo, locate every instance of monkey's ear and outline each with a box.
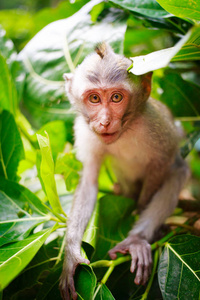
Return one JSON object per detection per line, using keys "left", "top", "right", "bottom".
{"left": 63, "top": 73, "right": 73, "bottom": 81}
{"left": 141, "top": 72, "right": 153, "bottom": 100}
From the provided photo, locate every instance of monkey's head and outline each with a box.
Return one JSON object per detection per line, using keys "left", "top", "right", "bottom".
{"left": 64, "top": 43, "right": 152, "bottom": 144}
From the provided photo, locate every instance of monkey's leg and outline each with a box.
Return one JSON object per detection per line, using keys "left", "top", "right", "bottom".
{"left": 109, "top": 157, "right": 189, "bottom": 285}
{"left": 59, "top": 163, "right": 99, "bottom": 300}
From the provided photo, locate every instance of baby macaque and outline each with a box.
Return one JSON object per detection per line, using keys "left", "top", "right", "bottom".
{"left": 59, "top": 43, "right": 189, "bottom": 300}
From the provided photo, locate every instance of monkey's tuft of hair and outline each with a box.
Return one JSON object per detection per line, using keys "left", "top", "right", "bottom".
{"left": 95, "top": 42, "right": 108, "bottom": 59}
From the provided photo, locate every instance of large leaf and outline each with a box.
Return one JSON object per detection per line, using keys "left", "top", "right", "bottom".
{"left": 0, "top": 227, "right": 55, "bottom": 290}
{"left": 109, "top": 0, "right": 170, "bottom": 18}
{"left": 0, "top": 110, "right": 24, "bottom": 181}
{"left": 0, "top": 178, "right": 49, "bottom": 247}
{"left": 92, "top": 195, "right": 136, "bottom": 261}
{"left": 158, "top": 235, "right": 200, "bottom": 299}
{"left": 18, "top": 0, "right": 128, "bottom": 126}
{"left": 156, "top": 71, "right": 200, "bottom": 117}
{"left": 3, "top": 239, "right": 61, "bottom": 299}
{"left": 37, "top": 132, "right": 66, "bottom": 216}
{"left": 156, "top": 0, "right": 200, "bottom": 21}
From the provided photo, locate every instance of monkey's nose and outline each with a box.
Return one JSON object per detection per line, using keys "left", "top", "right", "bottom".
{"left": 100, "top": 120, "right": 110, "bottom": 127}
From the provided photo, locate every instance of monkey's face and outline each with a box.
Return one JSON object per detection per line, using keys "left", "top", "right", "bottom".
{"left": 82, "top": 87, "right": 131, "bottom": 144}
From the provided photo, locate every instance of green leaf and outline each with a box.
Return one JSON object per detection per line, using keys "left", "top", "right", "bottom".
{"left": 55, "top": 152, "right": 82, "bottom": 191}
{"left": 155, "top": 0, "right": 200, "bottom": 21}
{"left": 0, "top": 110, "right": 24, "bottom": 181}
{"left": 158, "top": 235, "right": 200, "bottom": 299}
{"left": 0, "top": 54, "right": 18, "bottom": 114}
{"left": 172, "top": 26, "right": 200, "bottom": 61}
{"left": 94, "top": 283, "right": 115, "bottom": 299}
{"left": 37, "top": 132, "right": 66, "bottom": 216}
{"left": 18, "top": 0, "right": 128, "bottom": 126}
{"left": 0, "top": 178, "right": 49, "bottom": 247}
{"left": 92, "top": 195, "right": 136, "bottom": 261}
{"left": 75, "top": 264, "right": 97, "bottom": 300}
{"left": 128, "top": 30, "right": 191, "bottom": 75}
{"left": 156, "top": 71, "right": 200, "bottom": 117}
{"left": 0, "top": 25, "right": 25, "bottom": 103}
{"left": 35, "top": 264, "right": 63, "bottom": 300}
{"left": 180, "top": 130, "right": 200, "bottom": 158}
{"left": 110, "top": 0, "right": 170, "bottom": 18}
{"left": 37, "top": 120, "right": 67, "bottom": 160}
{"left": 0, "top": 227, "right": 54, "bottom": 290}
{"left": 3, "top": 237, "right": 62, "bottom": 299}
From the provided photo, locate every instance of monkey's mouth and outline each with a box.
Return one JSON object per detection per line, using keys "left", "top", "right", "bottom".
{"left": 99, "top": 132, "right": 119, "bottom": 144}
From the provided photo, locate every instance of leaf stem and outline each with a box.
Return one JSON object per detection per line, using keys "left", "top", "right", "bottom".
{"left": 140, "top": 249, "right": 159, "bottom": 300}
{"left": 55, "top": 233, "right": 66, "bottom": 265}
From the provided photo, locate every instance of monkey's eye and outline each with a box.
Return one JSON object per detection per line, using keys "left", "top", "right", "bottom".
{"left": 111, "top": 93, "right": 123, "bottom": 103}
{"left": 89, "top": 94, "right": 100, "bottom": 103}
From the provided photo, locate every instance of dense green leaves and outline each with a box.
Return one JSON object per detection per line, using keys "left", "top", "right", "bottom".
{"left": 1, "top": 0, "right": 200, "bottom": 299}
{"left": 0, "top": 178, "right": 49, "bottom": 247}
{"left": 157, "top": 71, "right": 200, "bottom": 117}
{"left": 0, "top": 227, "right": 54, "bottom": 290}
{"left": 158, "top": 235, "right": 200, "bottom": 299}
{"left": 0, "top": 110, "right": 24, "bottom": 180}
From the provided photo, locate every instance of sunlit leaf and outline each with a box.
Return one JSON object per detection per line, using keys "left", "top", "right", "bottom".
{"left": 0, "top": 54, "right": 18, "bottom": 114}
{"left": 128, "top": 30, "right": 191, "bottom": 75}
{"left": 3, "top": 237, "right": 62, "bottom": 300}
{"left": 55, "top": 152, "right": 82, "bottom": 191}
{"left": 158, "top": 235, "right": 200, "bottom": 299}
{"left": 0, "top": 178, "right": 49, "bottom": 247}
{"left": 155, "top": 0, "right": 200, "bottom": 21}
{"left": 37, "top": 132, "right": 65, "bottom": 216}
{"left": 0, "top": 227, "right": 55, "bottom": 290}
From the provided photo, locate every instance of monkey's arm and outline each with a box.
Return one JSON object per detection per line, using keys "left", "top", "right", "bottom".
{"left": 60, "top": 161, "right": 100, "bottom": 300}
{"left": 109, "top": 155, "right": 190, "bottom": 285}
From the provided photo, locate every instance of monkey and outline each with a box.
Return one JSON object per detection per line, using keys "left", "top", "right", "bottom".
{"left": 59, "top": 43, "right": 190, "bottom": 300}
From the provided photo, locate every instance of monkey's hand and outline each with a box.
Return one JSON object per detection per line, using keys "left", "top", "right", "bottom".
{"left": 108, "top": 235, "right": 152, "bottom": 285}
{"left": 59, "top": 253, "right": 90, "bottom": 300}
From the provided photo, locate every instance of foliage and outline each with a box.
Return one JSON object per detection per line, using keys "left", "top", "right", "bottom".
{"left": 0, "top": 0, "right": 200, "bottom": 299}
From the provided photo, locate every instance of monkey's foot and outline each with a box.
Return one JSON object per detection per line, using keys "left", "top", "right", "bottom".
{"left": 59, "top": 256, "right": 90, "bottom": 300}
{"left": 108, "top": 235, "right": 152, "bottom": 285}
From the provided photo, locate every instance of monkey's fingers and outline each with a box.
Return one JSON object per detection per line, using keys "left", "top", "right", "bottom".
{"left": 108, "top": 244, "right": 128, "bottom": 260}
{"left": 131, "top": 244, "right": 152, "bottom": 286}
